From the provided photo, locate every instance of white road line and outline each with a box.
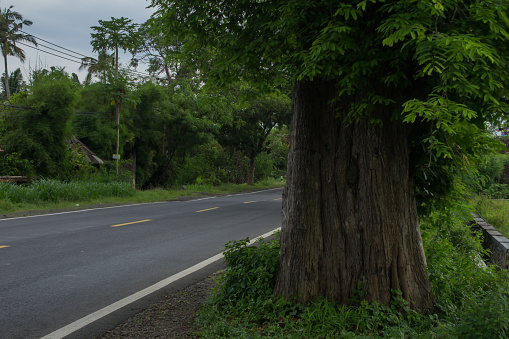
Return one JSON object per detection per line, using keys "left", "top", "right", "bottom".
{"left": 40, "top": 227, "right": 281, "bottom": 339}
{"left": 1, "top": 187, "right": 282, "bottom": 221}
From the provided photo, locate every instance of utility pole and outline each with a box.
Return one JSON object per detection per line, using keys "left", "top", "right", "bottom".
{"left": 90, "top": 16, "right": 139, "bottom": 176}
{"left": 115, "top": 44, "right": 119, "bottom": 174}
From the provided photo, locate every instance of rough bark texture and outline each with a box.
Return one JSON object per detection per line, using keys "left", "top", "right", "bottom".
{"left": 274, "top": 79, "right": 434, "bottom": 312}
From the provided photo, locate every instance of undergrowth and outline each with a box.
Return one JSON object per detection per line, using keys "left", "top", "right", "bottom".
{"left": 0, "top": 177, "right": 135, "bottom": 204}
{"left": 0, "top": 178, "right": 284, "bottom": 214}
{"left": 194, "top": 205, "right": 509, "bottom": 338}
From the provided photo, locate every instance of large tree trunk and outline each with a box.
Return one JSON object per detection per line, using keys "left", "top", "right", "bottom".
{"left": 274, "top": 79, "right": 434, "bottom": 312}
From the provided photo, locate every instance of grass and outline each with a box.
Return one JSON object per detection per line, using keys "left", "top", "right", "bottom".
{"left": 474, "top": 196, "right": 509, "bottom": 238}
{"left": 0, "top": 178, "right": 285, "bottom": 215}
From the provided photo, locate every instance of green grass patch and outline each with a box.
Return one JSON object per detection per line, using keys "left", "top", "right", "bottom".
{"left": 0, "top": 178, "right": 284, "bottom": 215}
{"left": 474, "top": 196, "right": 509, "bottom": 238}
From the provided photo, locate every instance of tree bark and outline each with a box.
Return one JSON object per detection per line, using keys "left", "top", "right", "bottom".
{"left": 274, "top": 79, "right": 434, "bottom": 312}
{"left": 3, "top": 52, "right": 10, "bottom": 99}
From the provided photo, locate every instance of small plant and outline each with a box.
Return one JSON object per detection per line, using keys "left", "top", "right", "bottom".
{"left": 212, "top": 232, "right": 280, "bottom": 313}
{"left": 483, "top": 183, "right": 509, "bottom": 199}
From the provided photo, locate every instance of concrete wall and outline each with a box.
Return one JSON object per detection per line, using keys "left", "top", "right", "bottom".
{"left": 471, "top": 215, "right": 509, "bottom": 270}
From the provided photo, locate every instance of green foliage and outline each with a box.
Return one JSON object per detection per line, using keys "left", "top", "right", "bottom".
{"left": 0, "top": 152, "right": 34, "bottom": 176}
{"left": 178, "top": 142, "right": 230, "bottom": 185}
{"left": 422, "top": 205, "right": 509, "bottom": 338}
{"left": 211, "top": 233, "right": 280, "bottom": 315}
{"left": 125, "top": 79, "right": 216, "bottom": 188}
{"left": 452, "top": 286, "right": 509, "bottom": 339}
{"left": 178, "top": 128, "right": 289, "bottom": 187}
{"left": 214, "top": 85, "right": 291, "bottom": 184}
{"left": 483, "top": 183, "right": 509, "bottom": 199}
{"left": 475, "top": 197, "right": 509, "bottom": 239}
{"left": 1, "top": 67, "right": 24, "bottom": 99}
{"left": 1, "top": 68, "right": 78, "bottom": 178}
{"left": 479, "top": 153, "right": 509, "bottom": 187}
{"left": 461, "top": 150, "right": 509, "bottom": 197}
{"left": 153, "top": 0, "right": 509, "bottom": 209}
{"left": 0, "top": 175, "right": 134, "bottom": 204}
{"left": 74, "top": 82, "right": 116, "bottom": 159}
{"left": 66, "top": 146, "right": 98, "bottom": 180}
{"left": 90, "top": 17, "right": 140, "bottom": 57}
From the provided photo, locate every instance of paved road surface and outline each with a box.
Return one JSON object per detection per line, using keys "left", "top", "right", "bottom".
{"left": 0, "top": 188, "right": 282, "bottom": 338}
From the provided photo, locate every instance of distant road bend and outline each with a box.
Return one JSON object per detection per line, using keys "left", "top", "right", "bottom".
{"left": 0, "top": 187, "right": 283, "bottom": 339}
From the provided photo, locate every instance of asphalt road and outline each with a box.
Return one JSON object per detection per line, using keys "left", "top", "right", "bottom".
{"left": 0, "top": 188, "right": 283, "bottom": 339}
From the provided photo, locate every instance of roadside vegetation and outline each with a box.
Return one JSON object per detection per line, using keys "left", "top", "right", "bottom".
{"left": 0, "top": 175, "right": 284, "bottom": 215}
{"left": 194, "top": 206, "right": 509, "bottom": 338}
{"left": 192, "top": 148, "right": 509, "bottom": 338}
{"left": 473, "top": 149, "right": 509, "bottom": 238}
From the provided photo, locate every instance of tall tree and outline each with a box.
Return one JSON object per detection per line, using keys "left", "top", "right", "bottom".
{"left": 90, "top": 17, "right": 140, "bottom": 172}
{"left": 125, "top": 79, "right": 215, "bottom": 188}
{"left": 1, "top": 67, "right": 23, "bottom": 98}
{"left": 1, "top": 68, "right": 78, "bottom": 178}
{"left": 132, "top": 18, "right": 186, "bottom": 82}
{"left": 152, "top": 0, "right": 509, "bottom": 311}
{"left": 218, "top": 86, "right": 291, "bottom": 185}
{"left": 79, "top": 49, "right": 115, "bottom": 84}
{"left": 0, "top": 5, "right": 36, "bottom": 99}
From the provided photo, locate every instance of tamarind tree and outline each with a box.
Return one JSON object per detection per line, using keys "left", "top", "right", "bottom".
{"left": 150, "top": 0, "right": 509, "bottom": 311}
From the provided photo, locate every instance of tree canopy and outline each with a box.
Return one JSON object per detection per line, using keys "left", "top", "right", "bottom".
{"left": 150, "top": 0, "right": 509, "bottom": 310}
{"left": 151, "top": 0, "right": 509, "bottom": 174}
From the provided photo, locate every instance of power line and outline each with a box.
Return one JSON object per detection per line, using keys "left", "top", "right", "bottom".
{"left": 20, "top": 30, "right": 89, "bottom": 59}
{"left": 19, "top": 31, "right": 156, "bottom": 79}
{"left": 33, "top": 42, "right": 85, "bottom": 63}
{"left": 17, "top": 41, "right": 83, "bottom": 66}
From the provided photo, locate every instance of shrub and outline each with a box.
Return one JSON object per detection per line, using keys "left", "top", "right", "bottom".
{"left": 483, "top": 183, "right": 509, "bottom": 199}
{"left": 212, "top": 233, "right": 280, "bottom": 314}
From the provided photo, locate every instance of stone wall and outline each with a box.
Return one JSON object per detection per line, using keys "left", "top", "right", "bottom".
{"left": 471, "top": 215, "right": 509, "bottom": 270}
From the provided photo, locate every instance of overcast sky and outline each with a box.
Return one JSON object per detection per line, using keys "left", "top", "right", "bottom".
{"left": 6, "top": 0, "right": 156, "bottom": 81}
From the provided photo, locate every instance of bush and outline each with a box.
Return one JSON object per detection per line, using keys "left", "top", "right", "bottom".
{"left": 483, "top": 183, "right": 509, "bottom": 199}
{"left": 211, "top": 233, "right": 280, "bottom": 313}
{"left": 0, "top": 152, "right": 35, "bottom": 177}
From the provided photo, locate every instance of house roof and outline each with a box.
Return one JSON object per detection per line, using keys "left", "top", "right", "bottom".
{"left": 69, "top": 136, "right": 104, "bottom": 165}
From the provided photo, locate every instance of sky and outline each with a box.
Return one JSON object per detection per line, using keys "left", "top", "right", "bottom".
{"left": 6, "top": 0, "right": 157, "bottom": 82}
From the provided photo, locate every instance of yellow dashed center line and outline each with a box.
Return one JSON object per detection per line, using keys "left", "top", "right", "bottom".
{"left": 111, "top": 219, "right": 152, "bottom": 228}
{"left": 0, "top": 245, "right": 9, "bottom": 249}
{"left": 273, "top": 198, "right": 282, "bottom": 201}
{"left": 243, "top": 201, "right": 257, "bottom": 204}
{"left": 196, "top": 207, "right": 220, "bottom": 213}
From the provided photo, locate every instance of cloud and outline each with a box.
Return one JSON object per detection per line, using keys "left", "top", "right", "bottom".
{"left": 3, "top": 0, "right": 155, "bottom": 79}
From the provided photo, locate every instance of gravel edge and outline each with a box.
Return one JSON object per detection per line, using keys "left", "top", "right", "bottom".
{"left": 98, "top": 274, "right": 218, "bottom": 339}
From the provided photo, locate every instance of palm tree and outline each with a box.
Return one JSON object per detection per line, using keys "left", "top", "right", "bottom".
{"left": 79, "top": 49, "right": 114, "bottom": 84}
{"left": 0, "top": 5, "right": 36, "bottom": 99}
{"left": 1, "top": 67, "right": 23, "bottom": 98}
